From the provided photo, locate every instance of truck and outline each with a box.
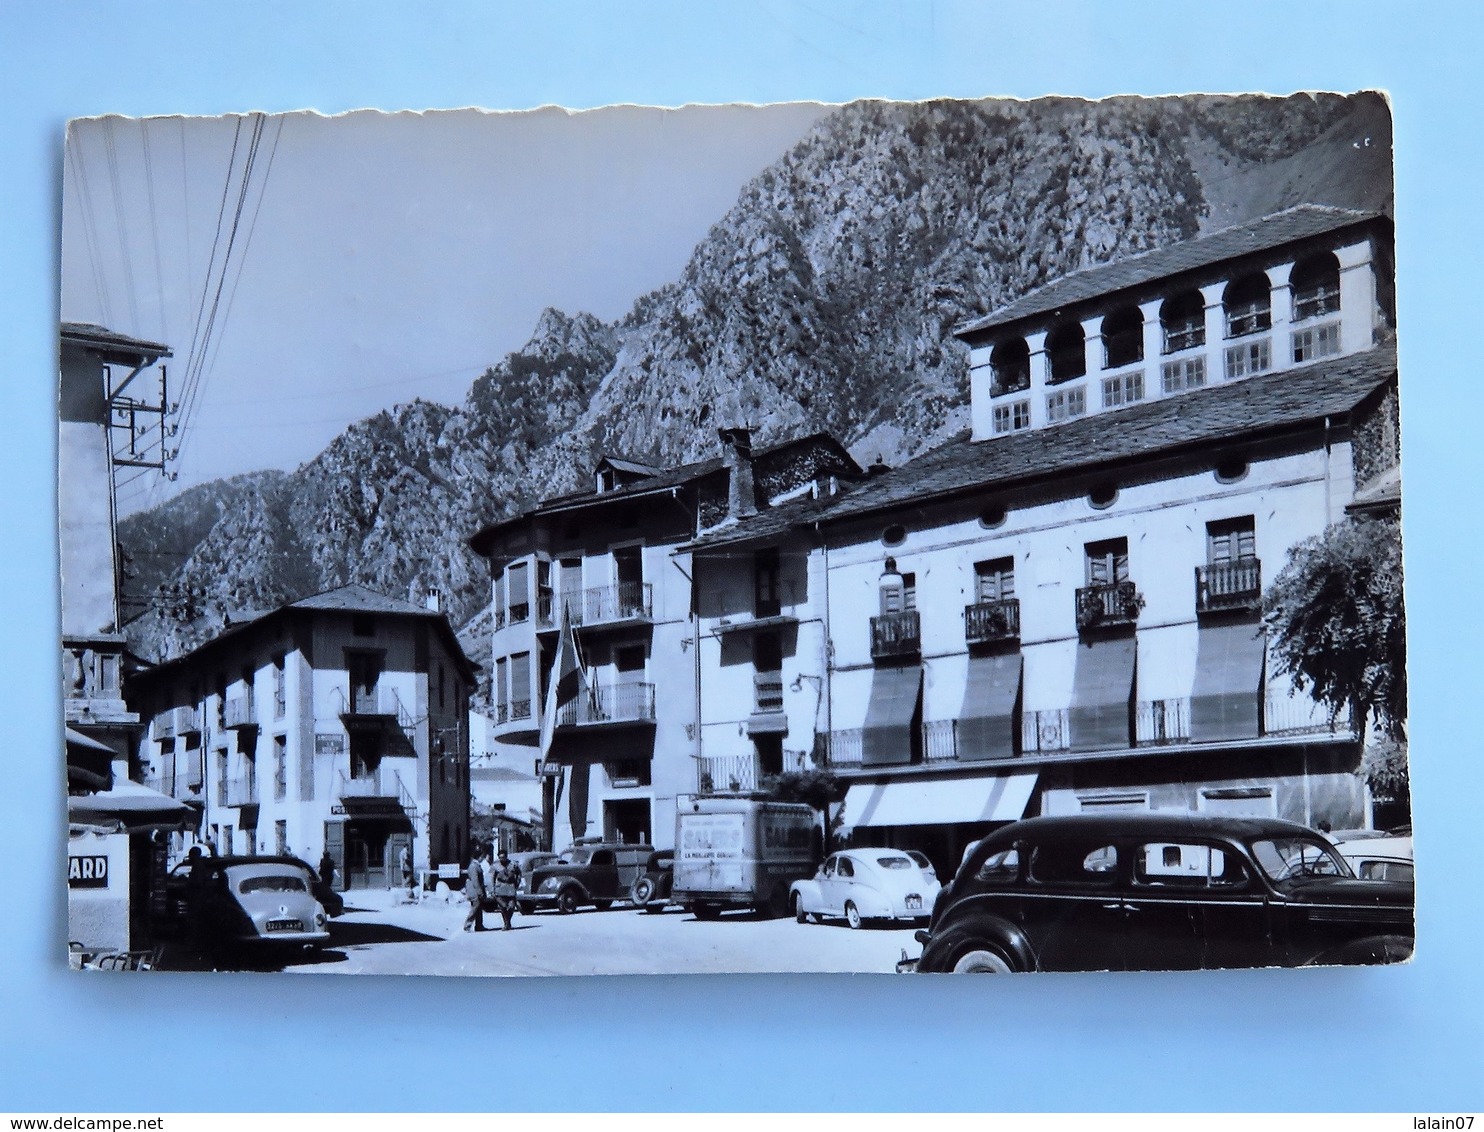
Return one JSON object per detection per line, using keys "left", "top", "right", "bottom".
{"left": 672, "top": 796, "right": 822, "bottom": 919}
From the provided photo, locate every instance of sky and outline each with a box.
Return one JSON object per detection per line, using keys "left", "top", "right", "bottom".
{"left": 61, "top": 103, "right": 829, "bottom": 515}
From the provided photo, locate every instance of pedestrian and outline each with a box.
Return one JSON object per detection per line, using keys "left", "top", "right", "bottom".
{"left": 318, "top": 848, "right": 336, "bottom": 891}
{"left": 399, "top": 843, "right": 414, "bottom": 891}
{"left": 492, "top": 850, "right": 522, "bottom": 931}
{"left": 463, "top": 843, "right": 488, "bottom": 932}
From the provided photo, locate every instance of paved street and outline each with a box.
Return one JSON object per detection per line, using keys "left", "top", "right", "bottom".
{"left": 246, "top": 889, "right": 922, "bottom": 977}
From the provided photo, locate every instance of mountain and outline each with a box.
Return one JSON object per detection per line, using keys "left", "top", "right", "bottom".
{"left": 119, "top": 92, "right": 1393, "bottom": 674}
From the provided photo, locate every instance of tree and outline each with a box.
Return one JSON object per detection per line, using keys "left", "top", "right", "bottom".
{"left": 761, "top": 768, "right": 848, "bottom": 853}
{"left": 1262, "top": 516, "right": 1408, "bottom": 804}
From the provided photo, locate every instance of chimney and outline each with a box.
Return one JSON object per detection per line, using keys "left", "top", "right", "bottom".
{"left": 425, "top": 587, "right": 442, "bottom": 613}
{"left": 867, "top": 454, "right": 891, "bottom": 477}
{"left": 718, "top": 426, "right": 757, "bottom": 520}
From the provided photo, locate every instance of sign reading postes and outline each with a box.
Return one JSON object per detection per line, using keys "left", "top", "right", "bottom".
{"left": 68, "top": 855, "right": 109, "bottom": 888}
{"left": 538, "top": 761, "right": 563, "bottom": 777}
{"left": 315, "top": 733, "right": 346, "bottom": 756}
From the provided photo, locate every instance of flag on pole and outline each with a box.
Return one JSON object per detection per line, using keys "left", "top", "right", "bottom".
{"left": 540, "top": 604, "right": 589, "bottom": 817}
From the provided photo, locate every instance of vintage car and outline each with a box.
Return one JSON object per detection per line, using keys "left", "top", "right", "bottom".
{"left": 163, "top": 857, "right": 331, "bottom": 950}
{"left": 502, "top": 852, "right": 560, "bottom": 897}
{"left": 629, "top": 850, "right": 675, "bottom": 913}
{"left": 790, "top": 849, "right": 941, "bottom": 928}
{"left": 520, "top": 843, "right": 654, "bottom": 914}
{"left": 1333, "top": 834, "right": 1415, "bottom": 884}
{"left": 902, "top": 814, "right": 1414, "bottom": 974}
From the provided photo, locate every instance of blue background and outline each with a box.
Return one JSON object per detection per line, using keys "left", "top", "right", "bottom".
{"left": 2, "top": 1, "right": 1480, "bottom": 1113}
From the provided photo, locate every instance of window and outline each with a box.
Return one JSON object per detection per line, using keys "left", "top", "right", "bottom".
{"left": 878, "top": 563, "right": 916, "bottom": 615}
{"left": 495, "top": 656, "right": 508, "bottom": 722}
{"left": 1291, "top": 252, "right": 1341, "bottom": 321}
{"left": 1046, "top": 322, "right": 1086, "bottom": 383}
{"left": 1077, "top": 793, "right": 1148, "bottom": 813}
{"left": 1029, "top": 841, "right": 1119, "bottom": 885}
{"left": 605, "top": 759, "right": 651, "bottom": 788}
{"left": 754, "top": 734, "right": 784, "bottom": 778}
{"left": 753, "top": 632, "right": 783, "bottom": 677}
{"left": 274, "top": 820, "right": 288, "bottom": 857}
{"left": 1214, "top": 457, "right": 1249, "bottom": 484}
{"left": 273, "top": 734, "right": 288, "bottom": 801}
{"left": 1101, "top": 369, "right": 1144, "bottom": 408}
{"left": 973, "top": 848, "right": 1020, "bottom": 885}
{"left": 1087, "top": 483, "right": 1118, "bottom": 509}
{"left": 509, "top": 653, "right": 532, "bottom": 719}
{"left": 1133, "top": 842, "right": 1246, "bottom": 889}
{"left": 1161, "top": 356, "right": 1205, "bottom": 393}
{"left": 882, "top": 524, "right": 907, "bottom": 547}
{"left": 1292, "top": 322, "right": 1341, "bottom": 363}
{"left": 273, "top": 655, "right": 286, "bottom": 718}
{"left": 347, "top": 652, "right": 382, "bottom": 713}
{"left": 989, "top": 338, "right": 1030, "bottom": 397}
{"left": 974, "top": 558, "right": 1016, "bottom": 603}
{"left": 1045, "top": 386, "right": 1086, "bottom": 422}
{"left": 1224, "top": 338, "right": 1271, "bottom": 380}
{"left": 507, "top": 561, "right": 530, "bottom": 623}
{"left": 1160, "top": 290, "right": 1205, "bottom": 353}
{"left": 1101, "top": 306, "right": 1144, "bottom": 369}
{"left": 753, "top": 549, "right": 781, "bottom": 618}
{"left": 1224, "top": 273, "right": 1272, "bottom": 338}
{"left": 992, "top": 399, "right": 1031, "bottom": 434}
{"left": 978, "top": 505, "right": 1008, "bottom": 529}
{"left": 1085, "top": 538, "right": 1129, "bottom": 585}
{"left": 836, "top": 857, "right": 855, "bottom": 879}
{"left": 1207, "top": 516, "right": 1256, "bottom": 565}
{"left": 615, "top": 644, "right": 646, "bottom": 679}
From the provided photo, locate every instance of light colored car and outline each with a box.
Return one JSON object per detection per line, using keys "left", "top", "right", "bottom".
{"left": 1334, "top": 835, "right": 1414, "bottom": 884}
{"left": 168, "top": 858, "right": 331, "bottom": 949}
{"left": 790, "top": 849, "right": 941, "bottom": 929}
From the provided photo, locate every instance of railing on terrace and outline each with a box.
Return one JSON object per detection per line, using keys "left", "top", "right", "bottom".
{"left": 226, "top": 774, "right": 258, "bottom": 807}
{"left": 1022, "top": 708, "right": 1072, "bottom": 754}
{"left": 964, "top": 599, "right": 1020, "bottom": 646}
{"left": 152, "top": 712, "right": 176, "bottom": 741}
{"left": 570, "top": 582, "right": 653, "bottom": 627}
{"left": 754, "top": 672, "right": 784, "bottom": 713}
{"left": 698, "top": 753, "right": 765, "bottom": 794}
{"left": 816, "top": 729, "right": 864, "bottom": 768}
{"left": 1136, "top": 698, "right": 1190, "bottom": 746}
{"left": 870, "top": 610, "right": 921, "bottom": 660}
{"left": 334, "top": 686, "right": 412, "bottom": 729}
{"left": 337, "top": 766, "right": 418, "bottom": 811}
{"left": 508, "top": 699, "right": 532, "bottom": 723}
{"left": 554, "top": 682, "right": 655, "bottom": 727}
{"left": 223, "top": 694, "right": 257, "bottom": 730}
{"left": 1264, "top": 691, "right": 1353, "bottom": 737}
{"left": 1195, "top": 559, "right": 1262, "bottom": 614}
{"left": 172, "top": 705, "right": 202, "bottom": 736}
{"left": 922, "top": 719, "right": 959, "bottom": 763}
{"left": 1075, "top": 581, "right": 1142, "bottom": 631}
{"left": 537, "top": 588, "right": 556, "bottom": 628}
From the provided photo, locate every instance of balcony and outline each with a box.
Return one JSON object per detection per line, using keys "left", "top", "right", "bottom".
{"left": 1195, "top": 558, "right": 1262, "bottom": 614}
{"left": 223, "top": 694, "right": 257, "bottom": 731}
{"left": 554, "top": 682, "right": 656, "bottom": 729}
{"left": 1022, "top": 708, "right": 1072, "bottom": 754}
{"left": 151, "top": 712, "right": 176, "bottom": 741}
{"left": 1075, "top": 582, "right": 1143, "bottom": 632}
{"left": 536, "top": 587, "right": 556, "bottom": 629}
{"left": 816, "top": 729, "right": 864, "bottom": 768}
{"left": 572, "top": 582, "right": 653, "bottom": 631}
{"left": 964, "top": 598, "right": 1020, "bottom": 646}
{"left": 226, "top": 774, "right": 259, "bottom": 807}
{"left": 870, "top": 610, "right": 921, "bottom": 660}
{"left": 1264, "top": 691, "right": 1353, "bottom": 738}
{"left": 334, "top": 686, "right": 411, "bottom": 731}
{"left": 695, "top": 749, "right": 801, "bottom": 794}
{"left": 172, "top": 705, "right": 202, "bottom": 737}
{"left": 1135, "top": 698, "right": 1190, "bottom": 746}
{"left": 337, "top": 765, "right": 417, "bottom": 814}
{"left": 922, "top": 719, "right": 961, "bottom": 763}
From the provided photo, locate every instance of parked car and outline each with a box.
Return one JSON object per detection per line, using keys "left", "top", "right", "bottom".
{"left": 504, "top": 852, "right": 560, "bottom": 897}
{"left": 790, "top": 849, "right": 941, "bottom": 928}
{"left": 629, "top": 850, "right": 675, "bottom": 913}
{"left": 285, "top": 855, "right": 344, "bottom": 917}
{"left": 521, "top": 843, "right": 654, "bottom": 914}
{"left": 1333, "top": 834, "right": 1414, "bottom": 884}
{"left": 903, "top": 814, "right": 1414, "bottom": 974}
{"left": 162, "top": 857, "right": 331, "bottom": 950}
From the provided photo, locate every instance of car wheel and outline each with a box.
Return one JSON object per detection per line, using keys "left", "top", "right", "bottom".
{"left": 631, "top": 877, "right": 655, "bottom": 907}
{"left": 844, "top": 901, "right": 863, "bottom": 930}
{"left": 692, "top": 902, "right": 721, "bottom": 920}
{"left": 556, "top": 888, "right": 580, "bottom": 915}
{"left": 792, "top": 892, "right": 809, "bottom": 924}
{"left": 642, "top": 898, "right": 665, "bottom": 914}
{"left": 951, "top": 944, "right": 1014, "bottom": 974}
{"left": 593, "top": 900, "right": 613, "bottom": 912}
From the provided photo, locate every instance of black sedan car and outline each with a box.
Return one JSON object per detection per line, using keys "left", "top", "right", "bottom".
{"left": 903, "top": 813, "right": 1414, "bottom": 974}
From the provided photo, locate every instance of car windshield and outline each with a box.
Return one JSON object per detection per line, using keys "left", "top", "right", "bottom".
{"left": 1248, "top": 836, "right": 1351, "bottom": 884}
{"left": 875, "top": 856, "right": 914, "bottom": 869}
{"left": 559, "top": 849, "right": 591, "bottom": 865}
{"left": 236, "top": 873, "right": 307, "bottom": 894}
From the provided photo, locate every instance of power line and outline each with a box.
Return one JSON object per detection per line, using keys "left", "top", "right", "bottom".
{"left": 66, "top": 131, "right": 113, "bottom": 326}
{"left": 101, "top": 117, "right": 142, "bottom": 333}
{"left": 140, "top": 118, "right": 169, "bottom": 341}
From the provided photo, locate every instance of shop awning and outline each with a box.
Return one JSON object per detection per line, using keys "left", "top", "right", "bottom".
{"left": 844, "top": 772, "right": 1038, "bottom": 829}
{"left": 1069, "top": 636, "right": 1136, "bottom": 751}
{"left": 1190, "top": 621, "right": 1266, "bottom": 741}
{"left": 861, "top": 665, "right": 922, "bottom": 766}
{"left": 67, "top": 780, "right": 191, "bottom": 833}
{"left": 957, "top": 653, "right": 1022, "bottom": 760}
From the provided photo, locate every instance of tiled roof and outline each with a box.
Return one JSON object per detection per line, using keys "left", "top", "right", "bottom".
{"left": 597, "top": 455, "right": 662, "bottom": 477}
{"left": 289, "top": 583, "right": 437, "bottom": 617}
{"left": 954, "top": 206, "right": 1387, "bottom": 340}
{"left": 816, "top": 344, "right": 1398, "bottom": 526}
{"left": 683, "top": 484, "right": 859, "bottom": 552}
{"left": 61, "top": 321, "right": 172, "bottom": 357}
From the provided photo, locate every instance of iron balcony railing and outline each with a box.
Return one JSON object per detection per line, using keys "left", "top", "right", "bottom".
{"left": 573, "top": 582, "right": 653, "bottom": 627}
{"left": 697, "top": 752, "right": 768, "bottom": 794}
{"left": 334, "top": 686, "right": 411, "bottom": 729}
{"left": 754, "top": 671, "right": 784, "bottom": 713}
{"left": 508, "top": 699, "right": 532, "bottom": 722}
{"left": 1075, "top": 581, "right": 1142, "bottom": 631}
{"left": 964, "top": 598, "right": 1020, "bottom": 645}
{"left": 1195, "top": 558, "right": 1262, "bottom": 614}
{"left": 554, "top": 682, "right": 656, "bottom": 728}
{"left": 337, "top": 765, "right": 418, "bottom": 812}
{"left": 870, "top": 610, "right": 921, "bottom": 659}
{"left": 1136, "top": 698, "right": 1190, "bottom": 746}
{"left": 226, "top": 774, "right": 258, "bottom": 807}
{"left": 816, "top": 729, "right": 864, "bottom": 768}
{"left": 223, "top": 694, "right": 257, "bottom": 730}
{"left": 1264, "top": 691, "right": 1353, "bottom": 737}
{"left": 1022, "top": 708, "right": 1072, "bottom": 754}
{"left": 922, "top": 719, "right": 959, "bottom": 763}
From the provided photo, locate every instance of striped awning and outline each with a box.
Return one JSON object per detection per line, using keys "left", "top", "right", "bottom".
{"left": 1069, "top": 636, "right": 1136, "bottom": 751}
{"left": 1190, "top": 622, "right": 1266, "bottom": 741}
{"left": 861, "top": 665, "right": 922, "bottom": 766}
{"left": 957, "top": 653, "right": 1022, "bottom": 760}
{"left": 844, "top": 772, "right": 1038, "bottom": 828}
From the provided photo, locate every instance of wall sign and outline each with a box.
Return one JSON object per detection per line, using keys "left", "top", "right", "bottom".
{"left": 68, "top": 855, "right": 109, "bottom": 888}
{"left": 315, "top": 733, "right": 346, "bottom": 756}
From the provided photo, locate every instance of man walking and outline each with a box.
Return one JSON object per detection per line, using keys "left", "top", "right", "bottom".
{"left": 463, "top": 843, "right": 488, "bottom": 932}
{"left": 491, "top": 850, "right": 522, "bottom": 931}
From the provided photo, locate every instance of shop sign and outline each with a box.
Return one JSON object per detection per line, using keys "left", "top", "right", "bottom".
{"left": 68, "top": 855, "right": 110, "bottom": 888}
{"left": 315, "top": 733, "right": 346, "bottom": 756}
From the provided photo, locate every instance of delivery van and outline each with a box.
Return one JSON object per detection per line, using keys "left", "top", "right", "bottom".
{"left": 672, "top": 796, "right": 822, "bottom": 918}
